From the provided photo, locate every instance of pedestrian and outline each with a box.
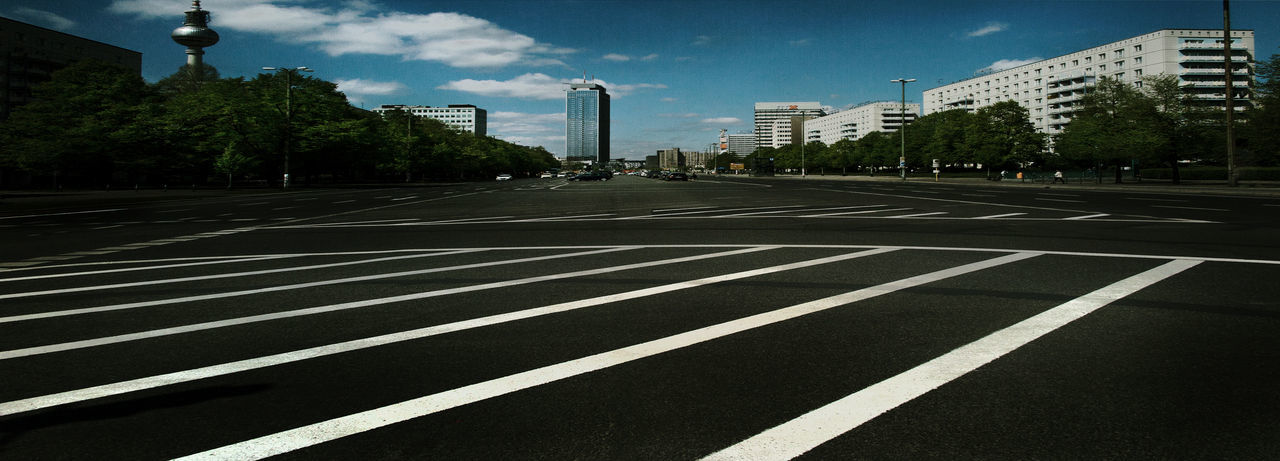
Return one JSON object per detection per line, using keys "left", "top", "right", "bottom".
{"left": 1053, "top": 170, "right": 1065, "bottom": 184}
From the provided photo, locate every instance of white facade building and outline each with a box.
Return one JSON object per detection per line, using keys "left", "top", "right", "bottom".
{"left": 805, "top": 102, "right": 920, "bottom": 145}
{"left": 726, "top": 132, "right": 757, "bottom": 155}
{"left": 923, "top": 29, "right": 1254, "bottom": 135}
{"left": 754, "top": 102, "right": 825, "bottom": 149}
{"left": 371, "top": 104, "right": 488, "bottom": 136}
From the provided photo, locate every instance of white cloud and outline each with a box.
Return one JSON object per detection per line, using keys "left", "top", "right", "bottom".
{"left": 438, "top": 74, "right": 665, "bottom": 100}
{"left": 640, "top": 54, "right": 659, "bottom": 61}
{"left": 7, "top": 7, "right": 76, "bottom": 30}
{"left": 983, "top": 57, "right": 1043, "bottom": 72}
{"left": 603, "top": 53, "right": 631, "bottom": 62}
{"left": 438, "top": 73, "right": 565, "bottom": 100}
{"left": 660, "top": 113, "right": 700, "bottom": 118}
{"left": 702, "top": 117, "right": 742, "bottom": 125}
{"left": 108, "top": 0, "right": 574, "bottom": 69}
{"left": 334, "top": 78, "right": 408, "bottom": 96}
{"left": 660, "top": 97, "right": 679, "bottom": 102}
{"left": 692, "top": 35, "right": 713, "bottom": 46}
{"left": 967, "top": 22, "right": 1008, "bottom": 38}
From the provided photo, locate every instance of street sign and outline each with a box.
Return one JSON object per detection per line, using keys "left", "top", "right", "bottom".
{"left": 932, "top": 159, "right": 940, "bottom": 168}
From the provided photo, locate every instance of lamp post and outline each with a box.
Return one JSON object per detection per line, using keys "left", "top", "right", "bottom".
{"left": 262, "top": 66, "right": 313, "bottom": 188}
{"left": 891, "top": 78, "right": 916, "bottom": 181}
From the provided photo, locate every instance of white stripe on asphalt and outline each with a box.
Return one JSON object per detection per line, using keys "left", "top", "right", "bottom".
{"left": 0, "top": 247, "right": 768, "bottom": 358}
{"left": 887, "top": 212, "right": 948, "bottom": 218}
{"left": 974, "top": 212, "right": 1027, "bottom": 219}
{"left": 0, "top": 209, "right": 126, "bottom": 220}
{"left": 1064, "top": 213, "right": 1109, "bottom": 220}
{"left": 1, "top": 246, "right": 890, "bottom": 416}
{"left": 170, "top": 252, "right": 1037, "bottom": 460}
{"left": 702, "top": 258, "right": 1199, "bottom": 461}
{"left": 717, "top": 205, "right": 886, "bottom": 217}
{"left": 0, "top": 256, "right": 295, "bottom": 283}
{"left": 0, "top": 250, "right": 485, "bottom": 301}
{"left": 799, "top": 208, "right": 910, "bottom": 218}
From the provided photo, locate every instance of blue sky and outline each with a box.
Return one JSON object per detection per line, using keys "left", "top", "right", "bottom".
{"left": 4, "top": 0, "right": 1278, "bottom": 159}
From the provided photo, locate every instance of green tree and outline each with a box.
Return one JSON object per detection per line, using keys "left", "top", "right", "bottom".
{"left": 966, "top": 101, "right": 1045, "bottom": 178}
{"left": 1056, "top": 77, "right": 1157, "bottom": 183}
{"left": 0, "top": 60, "right": 154, "bottom": 187}
{"left": 1243, "top": 51, "right": 1280, "bottom": 166}
{"left": 213, "top": 140, "right": 255, "bottom": 189}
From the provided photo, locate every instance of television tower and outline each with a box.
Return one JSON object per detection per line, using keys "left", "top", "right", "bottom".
{"left": 171, "top": 0, "right": 219, "bottom": 76}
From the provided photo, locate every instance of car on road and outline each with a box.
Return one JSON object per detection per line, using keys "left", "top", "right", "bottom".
{"left": 496, "top": 174, "right": 512, "bottom": 181}
{"left": 569, "top": 172, "right": 608, "bottom": 181}
{"left": 540, "top": 172, "right": 552, "bottom": 178}
{"left": 666, "top": 172, "right": 688, "bottom": 181}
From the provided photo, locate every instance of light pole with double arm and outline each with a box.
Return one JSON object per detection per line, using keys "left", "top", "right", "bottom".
{"left": 891, "top": 78, "right": 916, "bottom": 181}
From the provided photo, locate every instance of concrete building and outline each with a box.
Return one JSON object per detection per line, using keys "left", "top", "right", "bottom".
{"left": 657, "top": 148, "right": 684, "bottom": 169}
{"left": 566, "top": 82, "right": 610, "bottom": 163}
{"left": 370, "top": 104, "right": 487, "bottom": 136}
{"left": 726, "top": 132, "right": 757, "bottom": 155}
{"left": 0, "top": 16, "right": 142, "bottom": 119}
{"left": 805, "top": 101, "right": 920, "bottom": 145}
{"left": 923, "top": 29, "right": 1255, "bottom": 135}
{"left": 754, "top": 102, "right": 825, "bottom": 149}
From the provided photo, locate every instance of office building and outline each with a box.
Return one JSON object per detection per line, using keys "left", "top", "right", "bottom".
{"left": 0, "top": 16, "right": 142, "bottom": 119}
{"left": 371, "top": 104, "right": 487, "bottom": 136}
{"left": 657, "top": 148, "right": 684, "bottom": 169}
{"left": 805, "top": 102, "right": 920, "bottom": 145}
{"left": 922, "top": 29, "right": 1255, "bottom": 134}
{"left": 754, "top": 102, "right": 825, "bottom": 149}
{"left": 726, "top": 132, "right": 757, "bottom": 155}
{"left": 566, "top": 82, "right": 610, "bottom": 163}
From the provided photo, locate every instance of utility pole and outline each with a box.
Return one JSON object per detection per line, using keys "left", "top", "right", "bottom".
{"left": 1223, "top": 0, "right": 1238, "bottom": 187}
{"left": 892, "top": 78, "right": 916, "bottom": 181}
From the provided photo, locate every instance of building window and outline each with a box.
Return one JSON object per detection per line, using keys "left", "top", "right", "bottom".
{"left": 1135, "top": 69, "right": 1143, "bottom": 77}
{"left": 1135, "top": 57, "right": 1142, "bottom": 64}
{"left": 1086, "top": 56, "right": 1092, "bottom": 63}
{"left": 1100, "top": 64, "right": 1107, "bottom": 71}
{"left": 1134, "top": 81, "right": 1143, "bottom": 88}
{"left": 1072, "top": 59, "right": 1079, "bottom": 66}
{"left": 1115, "top": 49, "right": 1124, "bottom": 57}
{"left": 1134, "top": 44, "right": 1143, "bottom": 52}
{"left": 1116, "top": 61, "right": 1124, "bottom": 68}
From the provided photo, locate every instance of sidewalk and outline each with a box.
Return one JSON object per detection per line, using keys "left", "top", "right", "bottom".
{"left": 751, "top": 173, "right": 1280, "bottom": 198}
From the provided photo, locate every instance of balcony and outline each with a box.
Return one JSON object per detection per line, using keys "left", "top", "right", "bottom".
{"left": 1180, "top": 42, "right": 1248, "bottom": 50}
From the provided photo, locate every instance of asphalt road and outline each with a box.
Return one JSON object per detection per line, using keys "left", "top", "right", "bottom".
{"left": 2, "top": 175, "right": 1278, "bottom": 459}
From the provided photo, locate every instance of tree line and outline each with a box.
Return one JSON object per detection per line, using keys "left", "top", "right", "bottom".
{"left": 740, "top": 52, "right": 1278, "bottom": 183}
{"left": 0, "top": 61, "right": 558, "bottom": 188}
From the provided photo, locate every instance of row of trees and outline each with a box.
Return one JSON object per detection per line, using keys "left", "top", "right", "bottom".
{"left": 0, "top": 61, "right": 558, "bottom": 188}
{"left": 737, "top": 53, "right": 1278, "bottom": 183}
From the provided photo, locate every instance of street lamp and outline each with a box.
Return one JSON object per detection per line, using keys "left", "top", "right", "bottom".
{"left": 262, "top": 66, "right": 313, "bottom": 188}
{"left": 891, "top": 78, "right": 916, "bottom": 181}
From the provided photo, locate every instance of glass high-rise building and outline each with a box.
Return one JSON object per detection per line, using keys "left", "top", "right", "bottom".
{"left": 566, "top": 82, "right": 610, "bottom": 164}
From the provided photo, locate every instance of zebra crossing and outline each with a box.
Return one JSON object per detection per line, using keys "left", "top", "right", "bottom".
{"left": 2, "top": 244, "right": 1273, "bottom": 459}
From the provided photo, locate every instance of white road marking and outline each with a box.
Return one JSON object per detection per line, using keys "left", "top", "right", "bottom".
{"left": 703, "top": 258, "right": 1199, "bottom": 461}
{"left": 0, "top": 209, "right": 126, "bottom": 220}
{"left": 1035, "top": 198, "right": 1086, "bottom": 203}
{"left": 0, "top": 256, "right": 293, "bottom": 283}
{"left": 1064, "top": 213, "right": 1109, "bottom": 220}
{"left": 1126, "top": 197, "right": 1186, "bottom": 202}
{"left": 1038, "top": 192, "right": 1080, "bottom": 197}
{"left": 91, "top": 225, "right": 124, "bottom": 230}
{"left": 171, "top": 252, "right": 1036, "bottom": 460}
{"left": 510, "top": 213, "right": 616, "bottom": 222}
{"left": 652, "top": 206, "right": 717, "bottom": 213}
{"left": 332, "top": 200, "right": 355, "bottom": 204}
{"left": 390, "top": 196, "right": 419, "bottom": 201}
{"left": 799, "top": 208, "right": 910, "bottom": 217}
{"left": 887, "top": 212, "right": 948, "bottom": 218}
{"left": 717, "top": 205, "right": 886, "bottom": 217}
{"left": 974, "top": 212, "right": 1027, "bottom": 219}
{"left": 1152, "top": 205, "right": 1230, "bottom": 212}
{"left": 3, "top": 246, "right": 878, "bottom": 416}
{"left": 239, "top": 202, "right": 270, "bottom": 207}
{"left": 0, "top": 249, "right": 483, "bottom": 307}
{"left": 638, "top": 205, "right": 806, "bottom": 218}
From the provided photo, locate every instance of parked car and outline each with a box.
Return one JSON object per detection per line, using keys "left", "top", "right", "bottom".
{"left": 539, "top": 172, "right": 552, "bottom": 178}
{"left": 496, "top": 173, "right": 512, "bottom": 181}
{"left": 667, "top": 172, "right": 688, "bottom": 181}
{"left": 570, "top": 172, "right": 608, "bottom": 181}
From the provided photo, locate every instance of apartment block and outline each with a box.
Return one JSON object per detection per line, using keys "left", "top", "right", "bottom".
{"left": 922, "top": 29, "right": 1255, "bottom": 134}
{"left": 371, "top": 104, "right": 487, "bottom": 136}
{"left": 804, "top": 102, "right": 919, "bottom": 145}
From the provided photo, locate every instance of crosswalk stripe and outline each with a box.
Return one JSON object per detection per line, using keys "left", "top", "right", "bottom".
{"left": 0, "top": 247, "right": 769, "bottom": 359}
{"left": 0, "top": 246, "right": 898, "bottom": 416}
{"left": 702, "top": 258, "right": 1200, "bottom": 460}
{"left": 170, "top": 252, "right": 1038, "bottom": 460}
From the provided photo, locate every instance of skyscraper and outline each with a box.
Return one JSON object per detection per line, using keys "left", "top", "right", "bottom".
{"left": 566, "top": 82, "right": 610, "bottom": 164}
{"left": 753, "top": 102, "right": 825, "bottom": 148}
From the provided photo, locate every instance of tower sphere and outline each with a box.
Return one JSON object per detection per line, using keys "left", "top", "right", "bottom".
{"left": 171, "top": 1, "right": 219, "bottom": 48}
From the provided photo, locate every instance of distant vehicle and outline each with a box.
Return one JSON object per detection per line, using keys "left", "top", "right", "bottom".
{"left": 539, "top": 172, "right": 552, "bottom": 178}
{"left": 667, "top": 172, "right": 688, "bottom": 181}
{"left": 496, "top": 174, "right": 513, "bottom": 181}
{"left": 570, "top": 172, "right": 608, "bottom": 181}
